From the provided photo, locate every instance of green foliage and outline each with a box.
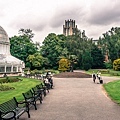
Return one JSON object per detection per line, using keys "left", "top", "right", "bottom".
{"left": 82, "top": 50, "right": 93, "bottom": 71}
{"left": 113, "top": 58, "right": 120, "bottom": 71}
{"left": 109, "top": 70, "right": 120, "bottom": 76}
{"left": 104, "top": 61, "right": 113, "bottom": 69}
{"left": 0, "top": 77, "right": 22, "bottom": 83}
{"left": 87, "top": 69, "right": 120, "bottom": 76}
{"left": 58, "top": 58, "right": 70, "bottom": 72}
{"left": 10, "top": 29, "right": 38, "bottom": 64}
{"left": 0, "top": 85, "right": 15, "bottom": 91}
{"left": 41, "top": 33, "right": 67, "bottom": 69}
{"left": 98, "top": 27, "right": 120, "bottom": 62}
{"left": 26, "top": 53, "right": 48, "bottom": 70}
{"left": 65, "top": 29, "right": 93, "bottom": 70}
{"left": 91, "top": 45, "right": 105, "bottom": 69}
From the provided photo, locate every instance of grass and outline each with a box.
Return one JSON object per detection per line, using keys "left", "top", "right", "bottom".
{"left": 103, "top": 80, "right": 120, "bottom": 104}
{"left": 0, "top": 77, "right": 42, "bottom": 104}
{"left": 86, "top": 69, "right": 120, "bottom": 77}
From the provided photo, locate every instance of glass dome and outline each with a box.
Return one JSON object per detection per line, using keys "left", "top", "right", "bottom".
{"left": 0, "top": 26, "right": 9, "bottom": 43}
{"left": 0, "top": 26, "right": 25, "bottom": 75}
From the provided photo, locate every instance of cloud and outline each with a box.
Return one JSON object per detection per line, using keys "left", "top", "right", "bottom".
{"left": 1, "top": 0, "right": 120, "bottom": 43}
{"left": 50, "top": 5, "right": 87, "bottom": 28}
{"left": 9, "top": 14, "right": 48, "bottom": 32}
{"left": 87, "top": 1, "right": 120, "bottom": 25}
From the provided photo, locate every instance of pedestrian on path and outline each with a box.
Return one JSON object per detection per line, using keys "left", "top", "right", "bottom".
{"left": 97, "top": 71, "right": 101, "bottom": 81}
{"left": 92, "top": 71, "right": 96, "bottom": 83}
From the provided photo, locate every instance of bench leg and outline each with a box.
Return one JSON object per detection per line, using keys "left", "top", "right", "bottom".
{"left": 27, "top": 110, "right": 30, "bottom": 118}
{"left": 34, "top": 101, "right": 37, "bottom": 110}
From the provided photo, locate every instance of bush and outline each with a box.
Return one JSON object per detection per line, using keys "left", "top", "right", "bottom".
{"left": 104, "top": 61, "right": 113, "bottom": 69}
{"left": 0, "top": 77, "right": 22, "bottom": 83}
{"left": 58, "top": 58, "right": 70, "bottom": 72}
{"left": 109, "top": 71, "right": 120, "bottom": 76}
{"left": 99, "top": 69, "right": 109, "bottom": 74}
{"left": 0, "top": 85, "right": 15, "bottom": 91}
{"left": 113, "top": 58, "right": 120, "bottom": 71}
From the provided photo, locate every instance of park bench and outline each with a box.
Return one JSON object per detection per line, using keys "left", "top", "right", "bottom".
{"left": 32, "top": 86, "right": 43, "bottom": 103}
{"left": 36, "top": 83, "right": 49, "bottom": 97}
{"left": 0, "top": 97, "right": 30, "bottom": 120}
{"left": 22, "top": 89, "right": 42, "bottom": 110}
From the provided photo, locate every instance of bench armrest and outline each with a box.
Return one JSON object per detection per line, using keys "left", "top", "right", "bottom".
{"left": 1, "top": 111, "right": 16, "bottom": 120}
{"left": 17, "top": 101, "right": 29, "bottom": 108}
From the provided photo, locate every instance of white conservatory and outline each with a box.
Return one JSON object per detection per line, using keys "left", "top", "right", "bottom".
{"left": 0, "top": 26, "right": 25, "bottom": 75}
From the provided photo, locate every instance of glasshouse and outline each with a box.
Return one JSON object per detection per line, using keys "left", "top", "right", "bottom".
{"left": 0, "top": 26, "right": 25, "bottom": 74}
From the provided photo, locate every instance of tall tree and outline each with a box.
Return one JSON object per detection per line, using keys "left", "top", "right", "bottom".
{"left": 91, "top": 45, "right": 104, "bottom": 69}
{"left": 10, "top": 29, "right": 37, "bottom": 64}
{"left": 98, "top": 27, "right": 120, "bottom": 62}
{"left": 40, "top": 33, "right": 67, "bottom": 69}
{"left": 65, "top": 28, "right": 93, "bottom": 69}
{"left": 82, "top": 50, "right": 93, "bottom": 71}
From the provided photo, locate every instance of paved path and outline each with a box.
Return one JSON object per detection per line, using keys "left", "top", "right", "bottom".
{"left": 20, "top": 76, "right": 120, "bottom": 120}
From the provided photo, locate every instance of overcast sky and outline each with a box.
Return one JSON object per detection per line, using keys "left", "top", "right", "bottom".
{"left": 0, "top": 0, "right": 120, "bottom": 43}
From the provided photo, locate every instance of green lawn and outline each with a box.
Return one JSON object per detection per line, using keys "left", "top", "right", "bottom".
{"left": 103, "top": 80, "right": 120, "bottom": 104}
{"left": 0, "top": 77, "right": 42, "bottom": 104}
{"left": 87, "top": 69, "right": 120, "bottom": 77}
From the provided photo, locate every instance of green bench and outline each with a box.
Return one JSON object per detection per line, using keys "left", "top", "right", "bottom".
{"left": 0, "top": 97, "right": 30, "bottom": 120}
{"left": 32, "top": 86, "right": 43, "bottom": 103}
{"left": 36, "top": 83, "right": 49, "bottom": 97}
{"left": 22, "top": 89, "right": 42, "bottom": 110}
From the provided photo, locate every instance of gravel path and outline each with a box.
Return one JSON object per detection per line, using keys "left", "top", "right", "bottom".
{"left": 20, "top": 76, "right": 120, "bottom": 120}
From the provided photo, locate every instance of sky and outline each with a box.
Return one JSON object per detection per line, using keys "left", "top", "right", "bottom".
{"left": 0, "top": 0, "right": 120, "bottom": 43}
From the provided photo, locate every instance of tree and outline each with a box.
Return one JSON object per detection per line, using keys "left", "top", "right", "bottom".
{"left": 41, "top": 33, "right": 67, "bottom": 69}
{"left": 26, "top": 53, "right": 48, "bottom": 70}
{"left": 91, "top": 45, "right": 104, "bottom": 69}
{"left": 18, "top": 28, "right": 34, "bottom": 40}
{"left": 82, "top": 50, "right": 93, "bottom": 71}
{"left": 67, "top": 55, "right": 78, "bottom": 72}
{"left": 10, "top": 29, "right": 37, "bottom": 64}
{"left": 65, "top": 28, "right": 93, "bottom": 70}
{"left": 98, "top": 27, "right": 120, "bottom": 62}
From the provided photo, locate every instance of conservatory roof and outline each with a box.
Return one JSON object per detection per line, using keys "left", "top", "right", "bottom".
{"left": 0, "top": 26, "right": 24, "bottom": 68}
{"left": 0, "top": 26, "right": 9, "bottom": 43}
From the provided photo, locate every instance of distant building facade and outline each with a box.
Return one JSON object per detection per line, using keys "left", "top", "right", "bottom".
{"left": 63, "top": 19, "right": 77, "bottom": 36}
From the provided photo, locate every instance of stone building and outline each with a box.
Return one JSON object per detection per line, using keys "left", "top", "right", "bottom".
{"left": 63, "top": 19, "right": 78, "bottom": 36}
{"left": 0, "top": 26, "right": 25, "bottom": 76}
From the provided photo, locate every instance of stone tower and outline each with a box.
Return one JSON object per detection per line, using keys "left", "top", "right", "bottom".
{"left": 63, "top": 19, "right": 77, "bottom": 36}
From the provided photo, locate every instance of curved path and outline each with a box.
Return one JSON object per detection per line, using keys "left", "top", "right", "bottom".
{"left": 20, "top": 76, "right": 120, "bottom": 120}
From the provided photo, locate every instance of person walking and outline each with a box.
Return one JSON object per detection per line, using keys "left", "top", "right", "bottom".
{"left": 97, "top": 71, "right": 101, "bottom": 81}
{"left": 92, "top": 71, "right": 96, "bottom": 83}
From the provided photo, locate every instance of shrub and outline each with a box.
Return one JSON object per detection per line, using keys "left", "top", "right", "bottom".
{"left": 0, "top": 77, "right": 22, "bottom": 83}
{"left": 113, "top": 59, "right": 120, "bottom": 71}
{"left": 0, "top": 85, "right": 15, "bottom": 91}
{"left": 99, "top": 69, "right": 109, "bottom": 74}
{"left": 58, "top": 58, "right": 70, "bottom": 72}
{"left": 104, "top": 61, "right": 113, "bottom": 69}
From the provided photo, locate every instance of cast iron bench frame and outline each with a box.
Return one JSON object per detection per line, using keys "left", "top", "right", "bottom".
{"left": 32, "top": 86, "right": 43, "bottom": 103}
{"left": 36, "top": 83, "right": 48, "bottom": 97}
{"left": 0, "top": 97, "right": 30, "bottom": 120}
{"left": 22, "top": 89, "right": 42, "bottom": 110}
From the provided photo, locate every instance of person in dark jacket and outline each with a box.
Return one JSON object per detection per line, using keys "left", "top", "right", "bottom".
{"left": 47, "top": 75, "right": 53, "bottom": 89}
{"left": 92, "top": 71, "right": 96, "bottom": 83}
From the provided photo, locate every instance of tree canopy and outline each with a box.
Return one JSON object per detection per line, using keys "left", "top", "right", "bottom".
{"left": 10, "top": 29, "right": 38, "bottom": 65}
